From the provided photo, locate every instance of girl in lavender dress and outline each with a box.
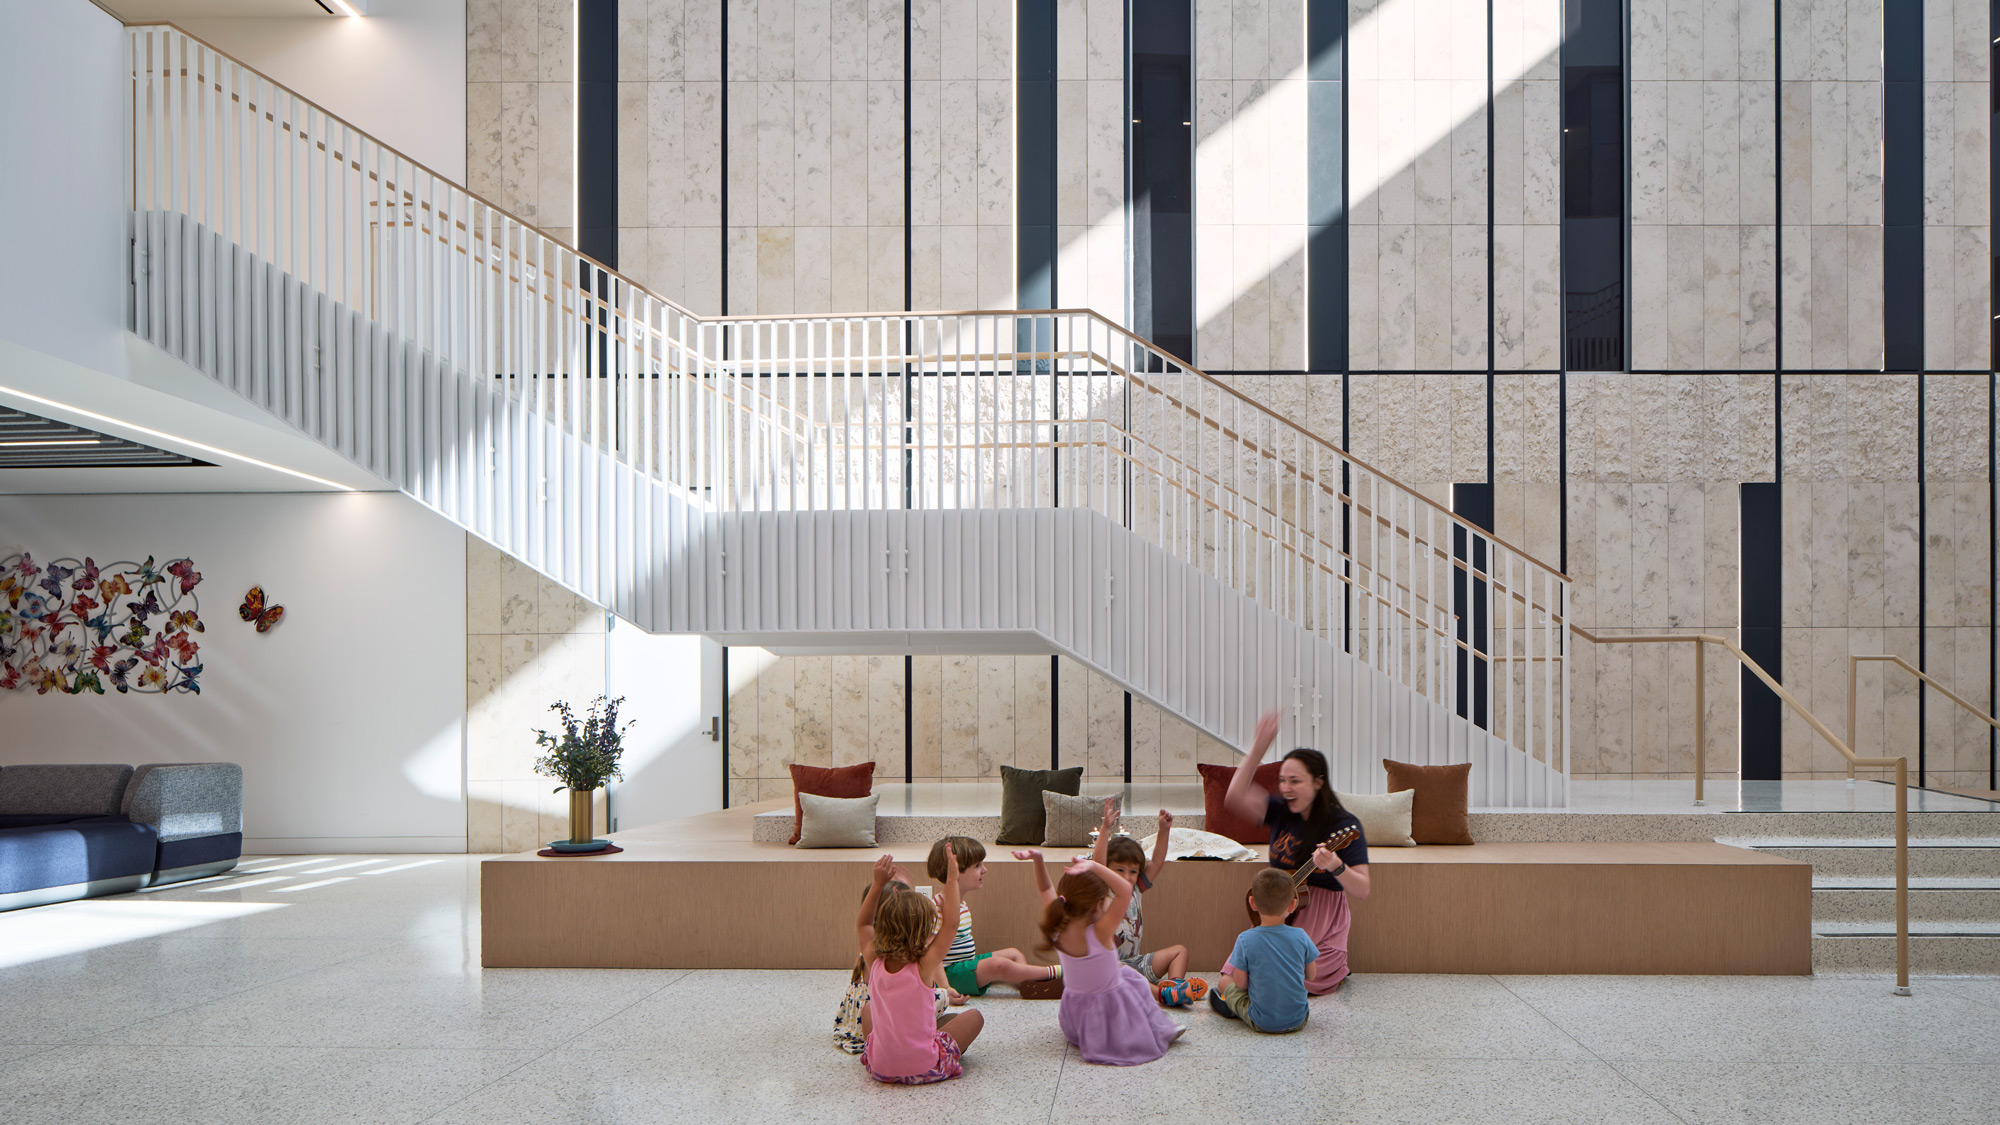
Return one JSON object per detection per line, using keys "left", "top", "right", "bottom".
{"left": 1036, "top": 858, "right": 1187, "bottom": 1065}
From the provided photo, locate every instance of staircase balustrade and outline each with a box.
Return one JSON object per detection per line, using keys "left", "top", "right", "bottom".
{"left": 124, "top": 24, "right": 1570, "bottom": 799}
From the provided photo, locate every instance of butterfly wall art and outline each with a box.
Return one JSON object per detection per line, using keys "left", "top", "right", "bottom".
{"left": 0, "top": 553, "right": 203, "bottom": 695}
{"left": 238, "top": 586, "right": 284, "bottom": 633}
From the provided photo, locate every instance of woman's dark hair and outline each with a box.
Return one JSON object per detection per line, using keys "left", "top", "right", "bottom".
{"left": 1282, "top": 748, "right": 1345, "bottom": 824}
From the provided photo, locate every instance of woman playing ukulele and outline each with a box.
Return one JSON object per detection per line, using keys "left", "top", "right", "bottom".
{"left": 1220, "top": 710, "right": 1372, "bottom": 994}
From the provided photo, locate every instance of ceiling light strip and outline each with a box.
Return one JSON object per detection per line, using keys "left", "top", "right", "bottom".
{"left": 0, "top": 389, "right": 354, "bottom": 491}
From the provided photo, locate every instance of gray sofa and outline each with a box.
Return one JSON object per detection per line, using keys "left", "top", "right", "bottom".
{"left": 0, "top": 763, "right": 244, "bottom": 912}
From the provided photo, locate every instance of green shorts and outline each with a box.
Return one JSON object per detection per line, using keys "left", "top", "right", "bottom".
{"left": 943, "top": 953, "right": 993, "bottom": 997}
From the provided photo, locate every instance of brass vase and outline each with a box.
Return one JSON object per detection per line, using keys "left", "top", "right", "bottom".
{"left": 568, "top": 787, "right": 595, "bottom": 846}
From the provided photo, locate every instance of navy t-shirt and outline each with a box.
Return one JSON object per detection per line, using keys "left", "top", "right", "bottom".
{"left": 1264, "top": 795, "right": 1368, "bottom": 891}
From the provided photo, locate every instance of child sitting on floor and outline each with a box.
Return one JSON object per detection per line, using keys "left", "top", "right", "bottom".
{"left": 835, "top": 868, "right": 951, "bottom": 1054}
{"left": 1037, "top": 858, "right": 1187, "bottom": 1065}
{"left": 927, "top": 836, "right": 1062, "bottom": 999}
{"left": 1091, "top": 800, "right": 1200, "bottom": 1006}
{"left": 857, "top": 852, "right": 983, "bottom": 1083}
{"left": 1208, "top": 867, "right": 1318, "bottom": 1034}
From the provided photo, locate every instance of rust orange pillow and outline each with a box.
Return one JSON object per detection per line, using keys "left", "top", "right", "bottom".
{"left": 1382, "top": 759, "right": 1473, "bottom": 844}
{"left": 787, "top": 761, "right": 875, "bottom": 845}
{"left": 1195, "top": 761, "right": 1284, "bottom": 844}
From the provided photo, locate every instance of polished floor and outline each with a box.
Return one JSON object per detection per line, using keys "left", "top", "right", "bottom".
{"left": 1, "top": 855, "right": 1996, "bottom": 1124}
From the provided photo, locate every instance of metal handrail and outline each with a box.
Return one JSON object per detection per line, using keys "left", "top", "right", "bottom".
{"left": 1570, "top": 627, "right": 1912, "bottom": 994}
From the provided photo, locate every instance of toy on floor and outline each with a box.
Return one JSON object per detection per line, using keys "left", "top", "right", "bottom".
{"left": 1154, "top": 976, "right": 1208, "bottom": 1007}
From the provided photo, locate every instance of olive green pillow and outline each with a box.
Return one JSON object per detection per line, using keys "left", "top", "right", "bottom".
{"left": 995, "top": 765, "right": 1084, "bottom": 845}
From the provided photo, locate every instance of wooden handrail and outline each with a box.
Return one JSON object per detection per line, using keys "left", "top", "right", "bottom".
{"left": 1847, "top": 654, "right": 2000, "bottom": 782}
{"left": 1570, "top": 627, "right": 1912, "bottom": 994}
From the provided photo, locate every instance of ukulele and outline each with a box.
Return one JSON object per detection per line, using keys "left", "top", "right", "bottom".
{"left": 1246, "top": 825, "right": 1362, "bottom": 926}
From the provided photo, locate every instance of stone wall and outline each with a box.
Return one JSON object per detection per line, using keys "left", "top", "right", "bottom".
{"left": 468, "top": 0, "right": 1996, "bottom": 797}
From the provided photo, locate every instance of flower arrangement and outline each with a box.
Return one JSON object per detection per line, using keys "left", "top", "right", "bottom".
{"left": 531, "top": 695, "right": 634, "bottom": 793}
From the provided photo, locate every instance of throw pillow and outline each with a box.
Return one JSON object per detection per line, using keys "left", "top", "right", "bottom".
{"left": 1335, "top": 789, "right": 1416, "bottom": 846}
{"left": 787, "top": 761, "right": 875, "bottom": 845}
{"left": 995, "top": 765, "right": 1084, "bottom": 845}
{"left": 796, "top": 791, "right": 880, "bottom": 848}
{"left": 1382, "top": 759, "right": 1474, "bottom": 844}
{"left": 1139, "top": 827, "right": 1256, "bottom": 862}
{"left": 1043, "top": 791, "right": 1120, "bottom": 847}
{"left": 1195, "top": 761, "right": 1284, "bottom": 844}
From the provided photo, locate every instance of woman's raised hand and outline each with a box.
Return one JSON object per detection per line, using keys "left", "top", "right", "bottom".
{"left": 1010, "top": 849, "right": 1043, "bottom": 862}
{"left": 1253, "top": 710, "right": 1282, "bottom": 752}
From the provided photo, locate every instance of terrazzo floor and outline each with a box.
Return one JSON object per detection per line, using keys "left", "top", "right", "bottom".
{"left": 2, "top": 854, "right": 1997, "bottom": 1124}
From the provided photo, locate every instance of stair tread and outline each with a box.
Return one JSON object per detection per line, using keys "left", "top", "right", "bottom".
{"left": 1717, "top": 836, "right": 2000, "bottom": 849}
{"left": 1812, "top": 876, "right": 2000, "bottom": 890}
{"left": 1812, "top": 921, "right": 2000, "bottom": 937}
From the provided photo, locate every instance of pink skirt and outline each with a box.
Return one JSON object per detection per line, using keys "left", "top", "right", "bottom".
{"left": 1223, "top": 886, "right": 1351, "bottom": 995}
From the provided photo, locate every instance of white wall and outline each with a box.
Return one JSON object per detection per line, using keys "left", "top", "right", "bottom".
{"left": 0, "top": 1, "right": 132, "bottom": 381}
{"left": 173, "top": 0, "right": 467, "bottom": 180}
{"left": 0, "top": 491, "right": 468, "bottom": 852}
{"left": 606, "top": 627, "right": 722, "bottom": 830}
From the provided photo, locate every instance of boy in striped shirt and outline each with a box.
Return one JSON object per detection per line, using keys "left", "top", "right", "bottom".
{"left": 926, "top": 836, "right": 1063, "bottom": 999}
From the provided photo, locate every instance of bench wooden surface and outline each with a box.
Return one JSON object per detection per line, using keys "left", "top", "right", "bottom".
{"left": 481, "top": 801, "right": 1812, "bottom": 975}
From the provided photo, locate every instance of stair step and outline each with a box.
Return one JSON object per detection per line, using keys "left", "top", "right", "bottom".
{"left": 1727, "top": 842, "right": 2000, "bottom": 878}
{"left": 1811, "top": 885, "right": 2000, "bottom": 922}
{"left": 1810, "top": 875, "right": 2000, "bottom": 890}
{"left": 1716, "top": 836, "right": 2000, "bottom": 849}
{"left": 1810, "top": 932, "right": 2000, "bottom": 973}
{"left": 1813, "top": 920, "right": 2000, "bottom": 936}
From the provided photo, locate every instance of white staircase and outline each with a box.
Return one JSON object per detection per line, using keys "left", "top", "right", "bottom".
{"left": 122, "top": 26, "right": 1571, "bottom": 805}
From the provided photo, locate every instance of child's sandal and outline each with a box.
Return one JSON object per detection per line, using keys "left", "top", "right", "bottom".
{"left": 1017, "top": 966, "right": 1063, "bottom": 999}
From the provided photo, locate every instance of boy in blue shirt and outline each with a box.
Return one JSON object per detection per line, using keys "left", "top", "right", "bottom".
{"left": 1208, "top": 867, "right": 1318, "bottom": 1033}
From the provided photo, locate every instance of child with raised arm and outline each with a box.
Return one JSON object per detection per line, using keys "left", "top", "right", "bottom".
{"left": 835, "top": 867, "right": 952, "bottom": 1054}
{"left": 1037, "top": 858, "right": 1187, "bottom": 1065}
{"left": 1090, "top": 799, "right": 1200, "bottom": 1005}
{"left": 1207, "top": 867, "right": 1318, "bottom": 1034}
{"left": 856, "top": 853, "right": 983, "bottom": 1084}
{"left": 927, "top": 836, "right": 1062, "bottom": 999}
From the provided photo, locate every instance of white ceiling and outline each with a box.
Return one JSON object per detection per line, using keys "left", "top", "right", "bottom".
{"left": 105, "top": 1, "right": 344, "bottom": 19}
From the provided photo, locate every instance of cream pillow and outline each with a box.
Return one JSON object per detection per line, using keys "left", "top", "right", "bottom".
{"left": 1043, "top": 791, "right": 1120, "bottom": 847}
{"left": 795, "top": 791, "right": 880, "bottom": 848}
{"left": 1139, "top": 827, "right": 1256, "bottom": 862}
{"left": 1336, "top": 789, "right": 1415, "bottom": 846}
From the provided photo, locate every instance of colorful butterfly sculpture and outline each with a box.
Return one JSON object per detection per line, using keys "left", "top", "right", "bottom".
{"left": 239, "top": 587, "right": 285, "bottom": 633}
{"left": 1, "top": 553, "right": 204, "bottom": 697}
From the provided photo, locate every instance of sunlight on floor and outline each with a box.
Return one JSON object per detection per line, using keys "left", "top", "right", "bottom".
{"left": 0, "top": 899, "right": 285, "bottom": 970}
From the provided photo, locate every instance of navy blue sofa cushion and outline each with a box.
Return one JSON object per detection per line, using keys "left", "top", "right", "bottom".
{"left": 0, "top": 817, "right": 158, "bottom": 895}
{"left": 0, "top": 813, "right": 103, "bottom": 829}
{"left": 156, "top": 832, "right": 243, "bottom": 872}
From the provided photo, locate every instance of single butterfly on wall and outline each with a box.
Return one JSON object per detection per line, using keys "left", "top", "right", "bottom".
{"left": 239, "top": 586, "right": 284, "bottom": 633}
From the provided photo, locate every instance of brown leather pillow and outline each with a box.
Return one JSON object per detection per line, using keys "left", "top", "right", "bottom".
{"left": 787, "top": 761, "right": 875, "bottom": 845}
{"left": 1195, "top": 761, "right": 1284, "bottom": 844}
{"left": 1382, "top": 760, "right": 1473, "bottom": 845}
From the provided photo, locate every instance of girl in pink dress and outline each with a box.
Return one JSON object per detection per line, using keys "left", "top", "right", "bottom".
{"left": 1037, "top": 858, "right": 1187, "bottom": 1065}
{"left": 856, "top": 851, "right": 984, "bottom": 1084}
